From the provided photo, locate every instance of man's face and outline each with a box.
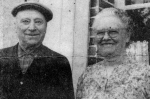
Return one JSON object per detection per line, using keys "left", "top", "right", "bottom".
{"left": 16, "top": 10, "right": 47, "bottom": 47}
{"left": 94, "top": 16, "right": 130, "bottom": 58}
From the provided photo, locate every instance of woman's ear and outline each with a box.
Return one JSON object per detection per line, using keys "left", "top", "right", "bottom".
{"left": 125, "top": 30, "right": 131, "bottom": 43}
{"left": 93, "top": 29, "right": 98, "bottom": 45}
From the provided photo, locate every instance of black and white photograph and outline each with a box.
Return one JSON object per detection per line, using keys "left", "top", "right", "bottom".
{"left": 1, "top": 0, "right": 150, "bottom": 99}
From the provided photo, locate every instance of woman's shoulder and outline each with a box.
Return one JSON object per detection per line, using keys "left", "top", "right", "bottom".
{"left": 83, "top": 61, "right": 105, "bottom": 76}
{"left": 77, "top": 61, "right": 105, "bottom": 86}
{"left": 125, "top": 56, "right": 150, "bottom": 77}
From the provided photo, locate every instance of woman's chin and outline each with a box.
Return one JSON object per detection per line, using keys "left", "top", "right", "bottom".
{"left": 97, "top": 51, "right": 116, "bottom": 58}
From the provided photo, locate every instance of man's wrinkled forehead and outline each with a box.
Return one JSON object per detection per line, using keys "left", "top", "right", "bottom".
{"left": 15, "top": 10, "right": 46, "bottom": 23}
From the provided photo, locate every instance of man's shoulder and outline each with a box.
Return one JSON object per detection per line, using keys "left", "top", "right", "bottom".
{"left": 38, "top": 45, "right": 70, "bottom": 68}
{"left": 40, "top": 45, "right": 69, "bottom": 62}
{"left": 0, "top": 46, "right": 14, "bottom": 52}
{"left": 0, "top": 45, "right": 17, "bottom": 57}
{"left": 40, "top": 45, "right": 66, "bottom": 58}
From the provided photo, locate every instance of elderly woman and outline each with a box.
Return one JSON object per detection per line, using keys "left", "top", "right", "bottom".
{"left": 76, "top": 8, "right": 150, "bottom": 99}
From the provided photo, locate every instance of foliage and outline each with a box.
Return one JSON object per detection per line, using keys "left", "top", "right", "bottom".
{"left": 127, "top": 8, "right": 150, "bottom": 41}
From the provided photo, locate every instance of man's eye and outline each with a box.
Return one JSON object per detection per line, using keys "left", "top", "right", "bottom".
{"left": 35, "top": 21, "right": 43, "bottom": 24}
{"left": 22, "top": 20, "right": 30, "bottom": 24}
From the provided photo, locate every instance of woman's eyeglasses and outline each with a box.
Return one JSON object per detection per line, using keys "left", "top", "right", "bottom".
{"left": 96, "top": 28, "right": 125, "bottom": 38}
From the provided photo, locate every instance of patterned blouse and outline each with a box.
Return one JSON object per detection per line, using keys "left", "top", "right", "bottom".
{"left": 76, "top": 56, "right": 150, "bottom": 99}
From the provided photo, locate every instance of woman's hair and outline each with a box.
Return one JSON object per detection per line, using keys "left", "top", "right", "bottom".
{"left": 92, "top": 7, "right": 133, "bottom": 47}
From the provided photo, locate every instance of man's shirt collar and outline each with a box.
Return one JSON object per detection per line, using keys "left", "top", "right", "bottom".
{"left": 18, "top": 43, "right": 41, "bottom": 58}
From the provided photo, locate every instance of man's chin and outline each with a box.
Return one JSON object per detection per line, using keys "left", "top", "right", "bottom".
{"left": 27, "top": 42, "right": 38, "bottom": 45}
{"left": 24, "top": 41, "right": 41, "bottom": 47}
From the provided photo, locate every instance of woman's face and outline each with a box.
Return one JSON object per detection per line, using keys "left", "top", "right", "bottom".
{"left": 94, "top": 16, "right": 130, "bottom": 58}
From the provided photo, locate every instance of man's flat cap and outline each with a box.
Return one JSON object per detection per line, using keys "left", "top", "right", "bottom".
{"left": 12, "top": 2, "right": 53, "bottom": 22}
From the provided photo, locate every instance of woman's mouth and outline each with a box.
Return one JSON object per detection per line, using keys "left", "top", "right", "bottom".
{"left": 101, "top": 43, "right": 114, "bottom": 45}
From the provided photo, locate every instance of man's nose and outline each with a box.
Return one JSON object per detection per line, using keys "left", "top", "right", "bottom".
{"left": 103, "top": 32, "right": 110, "bottom": 40}
{"left": 28, "top": 22, "right": 36, "bottom": 31}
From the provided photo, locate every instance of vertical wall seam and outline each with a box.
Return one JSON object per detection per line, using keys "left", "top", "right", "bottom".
{"left": 72, "top": 0, "right": 77, "bottom": 72}
{"left": 59, "top": 0, "right": 63, "bottom": 52}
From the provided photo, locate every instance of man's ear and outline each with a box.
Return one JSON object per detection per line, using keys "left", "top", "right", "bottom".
{"left": 14, "top": 18, "right": 18, "bottom": 34}
{"left": 14, "top": 18, "right": 17, "bottom": 25}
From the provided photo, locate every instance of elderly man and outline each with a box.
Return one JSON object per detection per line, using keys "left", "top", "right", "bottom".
{"left": 0, "top": 2, "right": 75, "bottom": 99}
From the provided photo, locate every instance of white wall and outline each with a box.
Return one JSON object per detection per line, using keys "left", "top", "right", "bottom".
{"left": 0, "top": 0, "right": 3, "bottom": 48}
{"left": 73, "top": 0, "right": 90, "bottom": 93}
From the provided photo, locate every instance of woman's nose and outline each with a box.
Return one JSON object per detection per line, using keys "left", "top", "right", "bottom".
{"left": 103, "top": 32, "right": 110, "bottom": 40}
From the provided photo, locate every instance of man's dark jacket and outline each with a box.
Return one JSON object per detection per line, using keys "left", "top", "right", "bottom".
{"left": 0, "top": 44, "right": 75, "bottom": 99}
